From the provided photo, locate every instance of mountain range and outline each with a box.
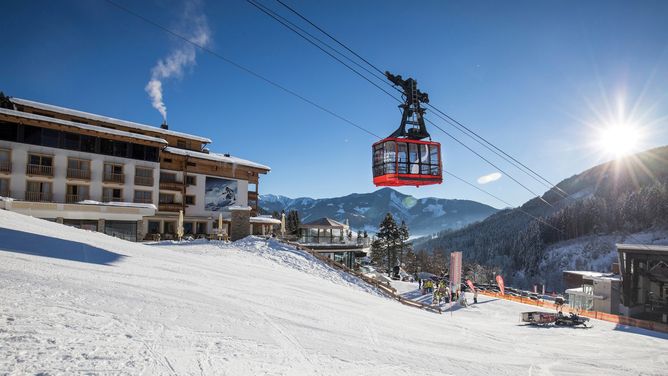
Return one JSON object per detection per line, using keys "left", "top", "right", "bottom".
{"left": 259, "top": 188, "right": 498, "bottom": 236}
{"left": 415, "top": 145, "right": 668, "bottom": 290}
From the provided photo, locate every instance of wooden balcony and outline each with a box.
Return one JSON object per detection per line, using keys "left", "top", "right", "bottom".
{"left": 26, "top": 164, "right": 53, "bottom": 177}
{"left": 158, "top": 203, "right": 183, "bottom": 212}
{"left": 248, "top": 191, "right": 258, "bottom": 200}
{"left": 0, "top": 160, "right": 11, "bottom": 174}
{"left": 103, "top": 172, "right": 125, "bottom": 184}
{"left": 159, "top": 180, "right": 184, "bottom": 191}
{"left": 67, "top": 168, "right": 91, "bottom": 180}
{"left": 66, "top": 194, "right": 89, "bottom": 203}
{"left": 134, "top": 175, "right": 154, "bottom": 187}
{"left": 25, "top": 191, "right": 52, "bottom": 202}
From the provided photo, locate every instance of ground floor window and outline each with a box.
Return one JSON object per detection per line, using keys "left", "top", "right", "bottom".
{"left": 105, "top": 221, "right": 137, "bottom": 242}
{"left": 147, "top": 221, "right": 160, "bottom": 234}
{"left": 63, "top": 219, "right": 98, "bottom": 232}
{"left": 164, "top": 221, "right": 176, "bottom": 234}
{"left": 196, "top": 222, "right": 207, "bottom": 234}
{"left": 184, "top": 222, "right": 194, "bottom": 234}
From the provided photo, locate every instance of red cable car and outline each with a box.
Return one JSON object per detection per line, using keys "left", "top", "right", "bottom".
{"left": 372, "top": 72, "right": 442, "bottom": 187}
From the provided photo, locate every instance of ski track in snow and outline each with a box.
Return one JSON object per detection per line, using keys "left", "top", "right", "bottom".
{"left": 0, "top": 209, "right": 667, "bottom": 375}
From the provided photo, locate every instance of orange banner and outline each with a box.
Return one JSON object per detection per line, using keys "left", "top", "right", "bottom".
{"left": 496, "top": 275, "right": 505, "bottom": 295}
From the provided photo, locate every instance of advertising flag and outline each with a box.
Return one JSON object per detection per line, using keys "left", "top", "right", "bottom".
{"left": 465, "top": 279, "right": 476, "bottom": 292}
{"left": 496, "top": 275, "right": 505, "bottom": 295}
{"left": 449, "top": 252, "right": 462, "bottom": 287}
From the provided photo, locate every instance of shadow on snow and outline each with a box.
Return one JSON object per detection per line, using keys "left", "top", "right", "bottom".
{"left": 0, "top": 227, "right": 125, "bottom": 265}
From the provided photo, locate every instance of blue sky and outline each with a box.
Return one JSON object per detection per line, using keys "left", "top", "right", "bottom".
{"left": 2, "top": 0, "right": 668, "bottom": 208}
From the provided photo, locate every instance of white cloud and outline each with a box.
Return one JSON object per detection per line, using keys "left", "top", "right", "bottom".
{"left": 477, "top": 172, "right": 502, "bottom": 184}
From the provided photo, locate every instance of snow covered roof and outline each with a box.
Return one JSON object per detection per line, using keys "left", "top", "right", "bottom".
{"left": 11, "top": 97, "right": 212, "bottom": 144}
{"left": 78, "top": 200, "right": 157, "bottom": 210}
{"left": 563, "top": 271, "right": 608, "bottom": 278}
{"left": 163, "top": 146, "right": 271, "bottom": 171}
{"left": 250, "top": 216, "right": 281, "bottom": 225}
{"left": 0, "top": 107, "right": 168, "bottom": 145}
{"left": 617, "top": 243, "right": 668, "bottom": 254}
{"left": 300, "top": 217, "right": 347, "bottom": 229}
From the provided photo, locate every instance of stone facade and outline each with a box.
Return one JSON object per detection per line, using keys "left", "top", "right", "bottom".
{"left": 230, "top": 207, "right": 251, "bottom": 241}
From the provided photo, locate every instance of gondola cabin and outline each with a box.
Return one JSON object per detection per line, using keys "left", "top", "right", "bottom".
{"left": 372, "top": 138, "right": 442, "bottom": 187}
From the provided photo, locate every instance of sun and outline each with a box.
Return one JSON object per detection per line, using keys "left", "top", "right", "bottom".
{"left": 595, "top": 123, "right": 641, "bottom": 159}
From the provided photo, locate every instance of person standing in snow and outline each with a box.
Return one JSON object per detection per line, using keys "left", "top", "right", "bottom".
{"left": 473, "top": 288, "right": 478, "bottom": 304}
{"left": 418, "top": 277, "right": 422, "bottom": 290}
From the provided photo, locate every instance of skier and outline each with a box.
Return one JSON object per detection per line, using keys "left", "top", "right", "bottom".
{"left": 418, "top": 277, "right": 422, "bottom": 290}
{"left": 473, "top": 288, "right": 478, "bottom": 304}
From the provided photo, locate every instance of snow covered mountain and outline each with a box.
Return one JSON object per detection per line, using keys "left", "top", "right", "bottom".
{"left": 260, "top": 188, "right": 498, "bottom": 236}
{"left": 416, "top": 145, "right": 668, "bottom": 290}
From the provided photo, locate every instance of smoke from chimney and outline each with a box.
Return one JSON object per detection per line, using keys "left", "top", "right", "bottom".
{"left": 145, "top": 0, "right": 210, "bottom": 122}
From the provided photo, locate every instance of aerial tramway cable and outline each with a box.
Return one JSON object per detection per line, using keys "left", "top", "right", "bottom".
{"left": 248, "top": 0, "right": 553, "bottom": 204}
{"left": 266, "top": 0, "right": 569, "bottom": 199}
{"left": 104, "top": 0, "right": 568, "bottom": 234}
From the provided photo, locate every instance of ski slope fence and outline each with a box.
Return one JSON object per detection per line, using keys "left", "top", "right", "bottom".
{"left": 282, "top": 240, "right": 442, "bottom": 314}
{"left": 479, "top": 291, "right": 668, "bottom": 334}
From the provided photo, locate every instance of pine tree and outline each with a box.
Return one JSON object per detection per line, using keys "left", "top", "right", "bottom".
{"left": 398, "top": 221, "right": 410, "bottom": 266}
{"left": 375, "top": 213, "right": 401, "bottom": 274}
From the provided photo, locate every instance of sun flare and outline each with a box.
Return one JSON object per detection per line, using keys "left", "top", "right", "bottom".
{"left": 595, "top": 123, "right": 641, "bottom": 159}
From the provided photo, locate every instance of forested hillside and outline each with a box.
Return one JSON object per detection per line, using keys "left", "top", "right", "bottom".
{"left": 415, "top": 146, "right": 668, "bottom": 290}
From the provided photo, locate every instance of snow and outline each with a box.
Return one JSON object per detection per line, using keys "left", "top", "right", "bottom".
{"left": 0, "top": 107, "right": 168, "bottom": 145}
{"left": 1, "top": 209, "right": 668, "bottom": 375}
{"left": 77, "top": 200, "right": 157, "bottom": 210}
{"left": 423, "top": 203, "right": 446, "bottom": 217}
{"left": 163, "top": 146, "right": 270, "bottom": 171}
{"left": 10, "top": 97, "right": 212, "bottom": 143}
{"left": 250, "top": 216, "right": 281, "bottom": 224}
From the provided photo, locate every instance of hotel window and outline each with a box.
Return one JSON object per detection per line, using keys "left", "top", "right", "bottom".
{"left": 135, "top": 167, "right": 154, "bottom": 186}
{"left": 185, "top": 195, "right": 195, "bottom": 205}
{"left": 24, "top": 125, "right": 42, "bottom": 145}
{"left": 148, "top": 221, "right": 160, "bottom": 234}
{"left": 80, "top": 135, "right": 96, "bottom": 153}
{"left": 27, "top": 154, "right": 53, "bottom": 176}
{"left": 63, "top": 132, "right": 80, "bottom": 150}
{"left": 160, "top": 171, "right": 177, "bottom": 182}
{"left": 42, "top": 128, "right": 60, "bottom": 148}
{"left": 177, "top": 140, "right": 187, "bottom": 149}
{"left": 134, "top": 190, "right": 153, "bottom": 204}
{"left": 0, "top": 178, "right": 9, "bottom": 196}
{"left": 0, "top": 149, "right": 10, "bottom": 173}
{"left": 66, "top": 184, "right": 89, "bottom": 203}
{"left": 67, "top": 158, "right": 90, "bottom": 179}
{"left": 185, "top": 175, "right": 196, "bottom": 185}
{"left": 0, "top": 121, "right": 18, "bottom": 141}
{"left": 159, "top": 193, "right": 175, "bottom": 204}
{"left": 26, "top": 181, "right": 52, "bottom": 202}
{"left": 102, "top": 187, "right": 123, "bottom": 202}
{"left": 103, "top": 163, "right": 124, "bottom": 183}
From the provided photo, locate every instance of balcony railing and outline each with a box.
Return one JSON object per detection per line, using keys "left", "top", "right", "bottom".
{"left": 67, "top": 168, "right": 91, "bottom": 180}
{"left": 25, "top": 191, "right": 53, "bottom": 202}
{"left": 159, "top": 180, "right": 184, "bottom": 191}
{"left": 103, "top": 172, "right": 125, "bottom": 184}
{"left": 159, "top": 203, "right": 183, "bottom": 212}
{"left": 0, "top": 189, "right": 8, "bottom": 197}
{"left": 248, "top": 191, "right": 258, "bottom": 200}
{"left": 26, "top": 164, "right": 53, "bottom": 177}
{"left": 134, "top": 197, "right": 154, "bottom": 204}
{"left": 66, "top": 194, "right": 89, "bottom": 203}
{"left": 0, "top": 160, "right": 11, "bottom": 174}
{"left": 134, "top": 175, "right": 154, "bottom": 187}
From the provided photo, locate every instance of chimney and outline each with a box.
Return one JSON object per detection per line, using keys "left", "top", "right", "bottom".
{"left": 160, "top": 121, "right": 169, "bottom": 130}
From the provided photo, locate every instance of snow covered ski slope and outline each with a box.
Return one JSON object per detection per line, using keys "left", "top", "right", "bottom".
{"left": 1, "top": 209, "right": 667, "bottom": 375}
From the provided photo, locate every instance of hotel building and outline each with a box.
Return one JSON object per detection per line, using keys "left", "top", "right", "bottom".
{"left": 0, "top": 95, "right": 272, "bottom": 241}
